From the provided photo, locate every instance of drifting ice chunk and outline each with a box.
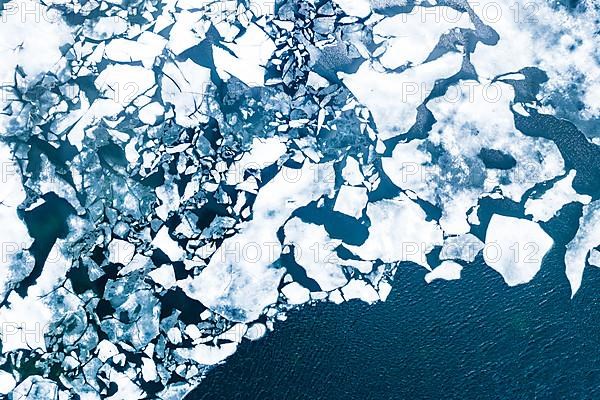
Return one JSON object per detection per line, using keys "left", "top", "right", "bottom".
{"left": 213, "top": 23, "right": 275, "bottom": 87}
{"left": 141, "top": 358, "right": 158, "bottom": 382}
{"left": 484, "top": 215, "right": 553, "bottom": 286}
{"left": 373, "top": 6, "right": 473, "bottom": 69}
{"left": 167, "top": 10, "right": 206, "bottom": 55}
{"left": 161, "top": 59, "right": 212, "bottom": 128}
{"left": 176, "top": 342, "right": 238, "bottom": 366}
{"left": 333, "top": 185, "right": 368, "bottom": 219}
{"left": 425, "top": 261, "right": 462, "bottom": 284}
{"left": 152, "top": 226, "right": 185, "bottom": 262}
{"left": 342, "top": 156, "right": 364, "bottom": 186}
{"left": 340, "top": 52, "right": 463, "bottom": 140}
{"left": 245, "top": 323, "right": 267, "bottom": 341}
{"left": 281, "top": 282, "right": 311, "bottom": 305}
{"left": 103, "top": 31, "right": 167, "bottom": 67}
{"left": 95, "top": 64, "right": 155, "bottom": 107}
{"left": 148, "top": 265, "right": 176, "bottom": 289}
{"left": 333, "top": 0, "right": 371, "bottom": 17}
{"left": 97, "top": 340, "right": 119, "bottom": 362}
{"left": 139, "top": 102, "right": 165, "bottom": 125}
{"left": 108, "top": 239, "right": 135, "bottom": 265}
{"left": 0, "top": 370, "right": 16, "bottom": 394}
{"left": 525, "top": 170, "right": 591, "bottom": 222}
{"left": 0, "top": 0, "right": 72, "bottom": 79}
{"left": 0, "top": 144, "right": 34, "bottom": 300}
{"left": 341, "top": 280, "right": 379, "bottom": 303}
{"left": 378, "top": 281, "right": 392, "bottom": 301}
{"left": 565, "top": 200, "right": 600, "bottom": 296}
{"left": 225, "top": 137, "right": 287, "bottom": 185}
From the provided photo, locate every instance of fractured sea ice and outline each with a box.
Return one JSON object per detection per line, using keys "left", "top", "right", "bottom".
{"left": 0, "top": 0, "right": 598, "bottom": 397}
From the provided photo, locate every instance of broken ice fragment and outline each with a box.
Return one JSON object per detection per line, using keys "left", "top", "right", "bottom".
{"left": 484, "top": 215, "right": 553, "bottom": 286}
{"left": 565, "top": 201, "right": 600, "bottom": 296}
{"left": 281, "top": 282, "right": 311, "bottom": 305}
{"left": 425, "top": 261, "right": 462, "bottom": 284}
{"left": 152, "top": 226, "right": 185, "bottom": 262}
{"left": 333, "top": 185, "right": 368, "bottom": 219}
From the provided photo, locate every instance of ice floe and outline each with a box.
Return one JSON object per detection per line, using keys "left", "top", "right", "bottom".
{"left": 484, "top": 215, "right": 553, "bottom": 286}
{"left": 333, "top": 185, "right": 368, "bottom": 219}
{"left": 565, "top": 201, "right": 600, "bottom": 296}
{"left": 425, "top": 261, "right": 463, "bottom": 284}
{"left": 345, "top": 194, "right": 443, "bottom": 268}
{"left": 525, "top": 170, "right": 591, "bottom": 222}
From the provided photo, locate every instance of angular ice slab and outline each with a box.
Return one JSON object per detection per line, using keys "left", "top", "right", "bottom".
{"left": 565, "top": 201, "right": 600, "bottom": 297}
{"left": 484, "top": 215, "right": 553, "bottom": 286}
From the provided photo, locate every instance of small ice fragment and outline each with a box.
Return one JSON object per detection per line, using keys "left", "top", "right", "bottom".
{"left": 341, "top": 280, "right": 379, "bottom": 303}
{"left": 281, "top": 282, "right": 310, "bottom": 305}
{"left": 108, "top": 239, "right": 135, "bottom": 265}
{"left": 152, "top": 226, "right": 185, "bottom": 261}
{"left": 425, "top": 261, "right": 462, "bottom": 283}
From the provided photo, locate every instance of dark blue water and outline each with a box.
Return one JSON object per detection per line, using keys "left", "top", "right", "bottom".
{"left": 183, "top": 75, "right": 600, "bottom": 400}
{"left": 187, "top": 250, "right": 600, "bottom": 399}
